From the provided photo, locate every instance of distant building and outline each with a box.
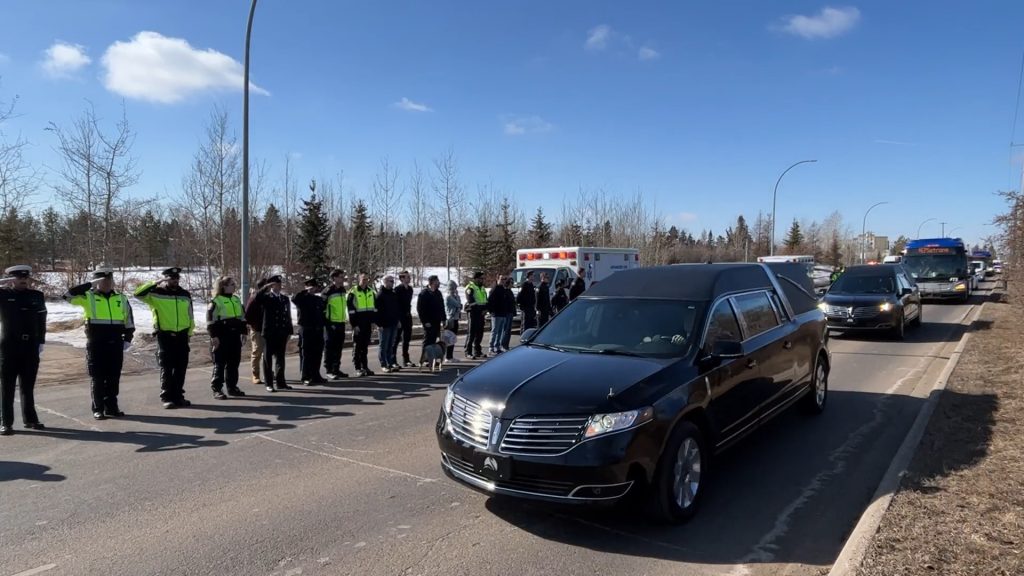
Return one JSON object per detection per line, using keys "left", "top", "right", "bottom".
{"left": 866, "top": 234, "right": 889, "bottom": 254}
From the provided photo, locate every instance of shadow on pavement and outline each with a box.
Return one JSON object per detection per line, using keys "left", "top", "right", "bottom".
{"left": 24, "top": 426, "right": 230, "bottom": 453}
{"left": 0, "top": 461, "right": 66, "bottom": 483}
{"left": 480, "top": 387, "right": 994, "bottom": 567}
{"left": 121, "top": 413, "right": 297, "bottom": 435}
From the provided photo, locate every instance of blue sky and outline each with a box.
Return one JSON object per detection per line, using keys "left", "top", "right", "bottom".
{"left": 1, "top": 1, "right": 1022, "bottom": 248}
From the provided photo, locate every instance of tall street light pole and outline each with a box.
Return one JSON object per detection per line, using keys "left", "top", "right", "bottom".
{"left": 940, "top": 221, "right": 948, "bottom": 237}
{"left": 861, "top": 201, "right": 889, "bottom": 263}
{"left": 240, "top": 0, "right": 258, "bottom": 299}
{"left": 916, "top": 217, "right": 936, "bottom": 239}
{"left": 770, "top": 159, "right": 817, "bottom": 256}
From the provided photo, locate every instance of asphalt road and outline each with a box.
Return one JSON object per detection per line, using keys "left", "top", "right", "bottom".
{"left": 0, "top": 285, "right": 992, "bottom": 576}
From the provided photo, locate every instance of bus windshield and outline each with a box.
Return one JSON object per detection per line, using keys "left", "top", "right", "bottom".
{"left": 903, "top": 255, "right": 968, "bottom": 280}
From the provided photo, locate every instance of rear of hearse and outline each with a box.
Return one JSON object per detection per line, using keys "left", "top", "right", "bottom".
{"left": 436, "top": 263, "right": 829, "bottom": 523}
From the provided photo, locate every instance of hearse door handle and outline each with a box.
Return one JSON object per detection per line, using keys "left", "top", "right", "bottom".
{"left": 746, "top": 359, "right": 758, "bottom": 370}
{"left": 783, "top": 341, "right": 793, "bottom": 350}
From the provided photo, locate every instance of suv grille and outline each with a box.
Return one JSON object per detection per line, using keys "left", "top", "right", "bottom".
{"left": 448, "top": 395, "right": 493, "bottom": 449}
{"left": 499, "top": 415, "right": 591, "bottom": 456}
{"left": 825, "top": 305, "right": 881, "bottom": 319}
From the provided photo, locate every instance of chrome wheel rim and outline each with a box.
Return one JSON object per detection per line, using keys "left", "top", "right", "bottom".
{"left": 672, "top": 437, "right": 702, "bottom": 509}
{"left": 815, "top": 363, "right": 827, "bottom": 407}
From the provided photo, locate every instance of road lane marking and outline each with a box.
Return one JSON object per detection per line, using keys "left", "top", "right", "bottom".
{"left": 9, "top": 564, "right": 58, "bottom": 576}
{"left": 253, "top": 433, "right": 437, "bottom": 483}
{"left": 34, "top": 404, "right": 101, "bottom": 432}
{"left": 727, "top": 357, "right": 930, "bottom": 576}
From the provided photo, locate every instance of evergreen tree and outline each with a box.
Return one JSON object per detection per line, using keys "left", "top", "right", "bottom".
{"left": 528, "top": 207, "right": 553, "bottom": 246}
{"left": 41, "top": 207, "right": 63, "bottom": 270}
{"left": 733, "top": 215, "right": 752, "bottom": 249}
{"left": 828, "top": 233, "right": 843, "bottom": 267}
{"left": 349, "top": 199, "right": 374, "bottom": 275}
{"left": 494, "top": 198, "right": 517, "bottom": 272}
{"left": 784, "top": 219, "right": 804, "bottom": 252}
{"left": 296, "top": 192, "right": 333, "bottom": 280}
{"left": 469, "top": 224, "right": 496, "bottom": 277}
{"left": 565, "top": 221, "right": 584, "bottom": 245}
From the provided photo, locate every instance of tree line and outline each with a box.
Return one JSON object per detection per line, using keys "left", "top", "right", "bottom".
{"left": 1, "top": 94, "right": 900, "bottom": 298}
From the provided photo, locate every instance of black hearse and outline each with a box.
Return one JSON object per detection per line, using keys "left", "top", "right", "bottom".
{"left": 436, "top": 263, "right": 830, "bottom": 523}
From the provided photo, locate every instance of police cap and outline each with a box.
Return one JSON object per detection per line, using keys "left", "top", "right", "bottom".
{"left": 91, "top": 267, "right": 114, "bottom": 280}
{"left": 4, "top": 265, "right": 31, "bottom": 278}
{"left": 266, "top": 275, "right": 283, "bottom": 285}
{"left": 304, "top": 277, "right": 321, "bottom": 288}
{"left": 162, "top": 267, "right": 182, "bottom": 279}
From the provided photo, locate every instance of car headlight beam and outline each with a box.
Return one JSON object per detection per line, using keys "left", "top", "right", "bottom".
{"left": 584, "top": 407, "right": 654, "bottom": 438}
{"left": 879, "top": 302, "right": 893, "bottom": 312}
{"left": 443, "top": 386, "right": 455, "bottom": 414}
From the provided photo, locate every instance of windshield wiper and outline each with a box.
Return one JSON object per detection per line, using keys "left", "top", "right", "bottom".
{"left": 580, "top": 348, "right": 645, "bottom": 357}
{"left": 527, "top": 342, "right": 566, "bottom": 353}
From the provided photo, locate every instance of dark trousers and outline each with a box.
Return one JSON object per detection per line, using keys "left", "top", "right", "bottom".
{"left": 298, "top": 326, "right": 325, "bottom": 381}
{"left": 466, "top": 309, "right": 485, "bottom": 355}
{"left": 394, "top": 313, "right": 413, "bottom": 363}
{"left": 263, "top": 335, "right": 288, "bottom": 388}
{"left": 0, "top": 342, "right": 41, "bottom": 426}
{"left": 522, "top": 310, "right": 538, "bottom": 331}
{"left": 156, "top": 331, "right": 190, "bottom": 402}
{"left": 87, "top": 338, "right": 124, "bottom": 412}
{"left": 352, "top": 321, "right": 372, "bottom": 371}
{"left": 446, "top": 319, "right": 459, "bottom": 360}
{"left": 538, "top": 310, "right": 551, "bottom": 326}
{"left": 210, "top": 335, "right": 242, "bottom": 392}
{"left": 323, "top": 322, "right": 346, "bottom": 374}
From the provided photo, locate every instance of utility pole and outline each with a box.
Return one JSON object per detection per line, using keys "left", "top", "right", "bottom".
{"left": 770, "top": 160, "right": 817, "bottom": 256}
{"left": 240, "top": 0, "right": 258, "bottom": 299}
{"left": 940, "top": 221, "right": 947, "bottom": 237}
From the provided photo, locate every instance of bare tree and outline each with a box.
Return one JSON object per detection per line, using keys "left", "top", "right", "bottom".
{"left": 432, "top": 148, "right": 460, "bottom": 280}
{"left": 371, "top": 156, "right": 403, "bottom": 270}
{"left": 281, "top": 153, "right": 298, "bottom": 272}
{"left": 407, "top": 161, "right": 428, "bottom": 278}
{"left": 0, "top": 90, "right": 38, "bottom": 216}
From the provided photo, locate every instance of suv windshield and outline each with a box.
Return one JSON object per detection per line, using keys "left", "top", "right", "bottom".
{"left": 903, "top": 255, "right": 967, "bottom": 280}
{"left": 829, "top": 274, "right": 896, "bottom": 295}
{"left": 532, "top": 298, "right": 702, "bottom": 358}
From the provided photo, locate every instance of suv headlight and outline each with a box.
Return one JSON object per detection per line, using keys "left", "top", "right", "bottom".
{"left": 879, "top": 302, "right": 893, "bottom": 312}
{"left": 584, "top": 407, "right": 654, "bottom": 438}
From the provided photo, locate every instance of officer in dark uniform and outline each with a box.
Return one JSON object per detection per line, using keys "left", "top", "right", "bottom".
{"left": 64, "top": 267, "right": 135, "bottom": 419}
{"left": 135, "top": 267, "right": 195, "bottom": 409}
{"left": 537, "top": 272, "right": 552, "bottom": 326}
{"left": 253, "top": 275, "right": 294, "bottom": 392}
{"left": 516, "top": 270, "right": 538, "bottom": 330}
{"left": 293, "top": 277, "right": 328, "bottom": 385}
{"left": 0, "top": 265, "right": 47, "bottom": 435}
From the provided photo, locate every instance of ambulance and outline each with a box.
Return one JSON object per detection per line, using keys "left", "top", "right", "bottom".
{"left": 512, "top": 246, "right": 641, "bottom": 297}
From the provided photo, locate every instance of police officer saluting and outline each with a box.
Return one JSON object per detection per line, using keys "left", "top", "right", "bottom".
{"left": 207, "top": 276, "right": 247, "bottom": 400}
{"left": 135, "top": 267, "right": 195, "bottom": 409}
{"left": 253, "top": 275, "right": 294, "bottom": 392}
{"left": 293, "top": 277, "right": 328, "bottom": 385}
{"left": 64, "top": 267, "right": 135, "bottom": 419}
{"left": 0, "top": 265, "right": 47, "bottom": 435}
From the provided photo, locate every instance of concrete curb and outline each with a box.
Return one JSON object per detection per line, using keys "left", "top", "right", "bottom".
{"left": 827, "top": 300, "right": 987, "bottom": 576}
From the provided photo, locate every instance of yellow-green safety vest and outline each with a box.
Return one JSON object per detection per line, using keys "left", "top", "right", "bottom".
{"left": 68, "top": 291, "right": 134, "bottom": 327}
{"left": 467, "top": 282, "right": 487, "bottom": 305}
{"left": 325, "top": 291, "right": 349, "bottom": 323}
{"left": 350, "top": 287, "right": 376, "bottom": 313}
{"left": 211, "top": 295, "right": 244, "bottom": 321}
{"left": 134, "top": 281, "right": 195, "bottom": 334}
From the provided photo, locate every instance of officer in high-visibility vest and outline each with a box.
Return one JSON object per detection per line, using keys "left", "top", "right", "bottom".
{"left": 206, "top": 276, "right": 247, "bottom": 400}
{"left": 64, "top": 267, "right": 136, "bottom": 419}
{"left": 463, "top": 271, "right": 488, "bottom": 359}
{"left": 347, "top": 273, "right": 377, "bottom": 377}
{"left": 0, "top": 265, "right": 47, "bottom": 436}
{"left": 322, "top": 269, "right": 349, "bottom": 379}
{"left": 135, "top": 267, "right": 195, "bottom": 409}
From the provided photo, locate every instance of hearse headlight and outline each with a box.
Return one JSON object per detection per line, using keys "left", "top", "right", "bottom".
{"left": 954, "top": 282, "right": 967, "bottom": 292}
{"left": 879, "top": 302, "right": 893, "bottom": 312}
{"left": 817, "top": 302, "right": 829, "bottom": 312}
{"left": 584, "top": 407, "right": 654, "bottom": 438}
{"left": 443, "top": 386, "right": 456, "bottom": 414}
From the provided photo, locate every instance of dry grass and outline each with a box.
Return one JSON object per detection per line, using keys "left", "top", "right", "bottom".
{"left": 858, "top": 296, "right": 1024, "bottom": 576}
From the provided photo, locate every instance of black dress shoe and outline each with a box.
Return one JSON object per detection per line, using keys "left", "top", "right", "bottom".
{"left": 24, "top": 422, "right": 45, "bottom": 430}
{"left": 174, "top": 399, "right": 192, "bottom": 408}
{"left": 227, "top": 388, "right": 246, "bottom": 397}
{"left": 265, "top": 385, "right": 276, "bottom": 393}
{"left": 105, "top": 410, "right": 125, "bottom": 417}
{"left": 278, "top": 383, "right": 294, "bottom": 390}
{"left": 213, "top": 391, "right": 228, "bottom": 400}
{"left": 162, "top": 401, "right": 177, "bottom": 409}
{"left": 93, "top": 412, "right": 107, "bottom": 420}
{"left": 0, "top": 425, "right": 12, "bottom": 436}
{"left": 302, "top": 380, "right": 314, "bottom": 386}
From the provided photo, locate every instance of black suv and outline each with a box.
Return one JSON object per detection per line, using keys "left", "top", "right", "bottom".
{"left": 820, "top": 264, "right": 922, "bottom": 339}
{"left": 436, "top": 263, "right": 830, "bottom": 523}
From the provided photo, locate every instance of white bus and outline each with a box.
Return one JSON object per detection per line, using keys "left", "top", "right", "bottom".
{"left": 756, "top": 255, "right": 815, "bottom": 264}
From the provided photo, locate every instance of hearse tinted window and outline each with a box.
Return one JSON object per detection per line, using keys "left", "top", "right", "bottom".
{"left": 733, "top": 292, "right": 780, "bottom": 338}
{"left": 705, "top": 300, "right": 742, "bottom": 350}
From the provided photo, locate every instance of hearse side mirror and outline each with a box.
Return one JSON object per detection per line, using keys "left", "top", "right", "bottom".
{"left": 710, "top": 340, "right": 743, "bottom": 359}
{"left": 520, "top": 328, "right": 538, "bottom": 343}
{"left": 901, "top": 287, "right": 913, "bottom": 297}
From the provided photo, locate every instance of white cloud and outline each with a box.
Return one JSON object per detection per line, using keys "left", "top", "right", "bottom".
{"left": 502, "top": 115, "right": 553, "bottom": 136}
{"left": 41, "top": 41, "right": 91, "bottom": 78}
{"left": 638, "top": 46, "right": 661, "bottom": 61}
{"left": 101, "top": 31, "right": 268, "bottom": 104}
{"left": 394, "top": 97, "right": 433, "bottom": 113}
{"left": 667, "top": 212, "right": 699, "bottom": 226}
{"left": 585, "top": 25, "right": 613, "bottom": 51}
{"left": 873, "top": 138, "right": 916, "bottom": 146}
{"left": 778, "top": 6, "right": 861, "bottom": 40}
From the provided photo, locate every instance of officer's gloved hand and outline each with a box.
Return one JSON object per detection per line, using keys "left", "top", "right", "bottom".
{"left": 123, "top": 341, "right": 131, "bottom": 352}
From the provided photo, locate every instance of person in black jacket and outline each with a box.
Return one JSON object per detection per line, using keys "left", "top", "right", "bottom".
{"left": 537, "top": 272, "right": 552, "bottom": 326}
{"left": 0, "top": 265, "right": 47, "bottom": 435}
{"left": 487, "top": 275, "right": 509, "bottom": 354}
{"left": 516, "top": 270, "right": 538, "bottom": 331}
{"left": 416, "top": 275, "right": 447, "bottom": 358}
{"left": 253, "top": 275, "right": 294, "bottom": 392}
{"left": 501, "top": 276, "right": 516, "bottom": 351}
{"left": 569, "top": 267, "right": 587, "bottom": 301}
{"left": 393, "top": 271, "right": 415, "bottom": 367}
{"left": 206, "top": 276, "right": 247, "bottom": 400}
{"left": 293, "top": 277, "right": 328, "bottom": 385}
{"left": 376, "top": 275, "right": 401, "bottom": 373}
{"left": 552, "top": 279, "right": 569, "bottom": 314}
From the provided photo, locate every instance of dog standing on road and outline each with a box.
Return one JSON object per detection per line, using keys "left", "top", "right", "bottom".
{"left": 419, "top": 342, "right": 445, "bottom": 372}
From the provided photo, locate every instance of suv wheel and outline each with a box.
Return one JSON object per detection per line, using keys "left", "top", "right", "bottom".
{"left": 802, "top": 356, "right": 828, "bottom": 415}
{"left": 646, "top": 421, "right": 707, "bottom": 523}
